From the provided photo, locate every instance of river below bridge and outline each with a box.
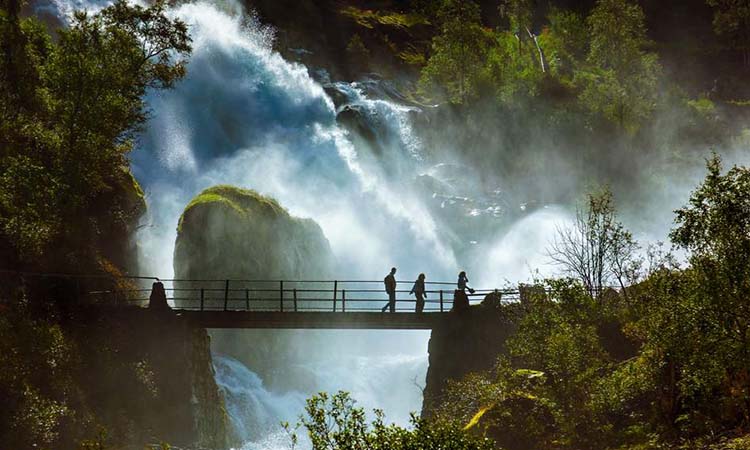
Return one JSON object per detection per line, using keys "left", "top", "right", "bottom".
{"left": 213, "top": 330, "right": 430, "bottom": 449}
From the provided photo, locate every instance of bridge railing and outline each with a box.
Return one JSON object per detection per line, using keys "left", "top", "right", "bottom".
{"left": 1, "top": 269, "right": 625, "bottom": 313}
{"left": 88, "top": 278, "right": 518, "bottom": 313}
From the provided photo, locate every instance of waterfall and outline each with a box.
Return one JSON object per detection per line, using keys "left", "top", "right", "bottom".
{"left": 126, "top": 1, "right": 458, "bottom": 281}
{"left": 213, "top": 355, "right": 306, "bottom": 449}
{"left": 26, "top": 0, "right": 568, "bottom": 446}
{"left": 125, "top": 3, "right": 438, "bottom": 445}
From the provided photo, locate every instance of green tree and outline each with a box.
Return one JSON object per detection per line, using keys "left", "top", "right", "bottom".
{"left": 548, "top": 187, "right": 640, "bottom": 296}
{"left": 484, "top": 7, "right": 584, "bottom": 106}
{"left": 544, "top": 9, "right": 588, "bottom": 82}
{"left": 419, "top": 0, "right": 490, "bottom": 104}
{"left": 609, "top": 156, "right": 750, "bottom": 437}
{"left": 670, "top": 156, "right": 750, "bottom": 421}
{"left": 499, "top": 0, "right": 534, "bottom": 33}
{"left": 706, "top": 0, "right": 750, "bottom": 68}
{"left": 485, "top": 31, "right": 547, "bottom": 103}
{"left": 292, "top": 391, "right": 494, "bottom": 450}
{"left": 0, "top": 0, "right": 191, "bottom": 271}
{"left": 577, "top": 0, "right": 661, "bottom": 133}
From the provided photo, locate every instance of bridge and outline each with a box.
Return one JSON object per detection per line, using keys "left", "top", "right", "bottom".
{"left": 86, "top": 278, "right": 516, "bottom": 330}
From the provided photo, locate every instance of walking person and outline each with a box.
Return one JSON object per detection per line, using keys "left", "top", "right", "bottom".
{"left": 410, "top": 273, "right": 427, "bottom": 313}
{"left": 382, "top": 267, "right": 397, "bottom": 313}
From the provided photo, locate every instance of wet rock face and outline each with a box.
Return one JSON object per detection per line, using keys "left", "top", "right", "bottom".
{"left": 336, "top": 104, "right": 380, "bottom": 151}
{"left": 63, "top": 308, "right": 233, "bottom": 449}
{"left": 422, "top": 301, "right": 518, "bottom": 417}
{"left": 174, "top": 185, "right": 335, "bottom": 282}
{"left": 189, "top": 325, "right": 238, "bottom": 449}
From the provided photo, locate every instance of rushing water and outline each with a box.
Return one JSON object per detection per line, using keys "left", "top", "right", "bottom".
{"left": 214, "top": 343, "right": 428, "bottom": 450}
{"left": 129, "top": 2, "right": 439, "bottom": 444}
{"left": 127, "top": 2, "right": 459, "bottom": 282}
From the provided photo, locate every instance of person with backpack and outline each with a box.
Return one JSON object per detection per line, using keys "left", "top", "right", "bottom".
{"left": 410, "top": 273, "right": 427, "bottom": 313}
{"left": 382, "top": 267, "right": 397, "bottom": 313}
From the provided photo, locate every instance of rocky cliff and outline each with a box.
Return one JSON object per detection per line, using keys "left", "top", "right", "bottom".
{"left": 422, "top": 294, "right": 518, "bottom": 416}
{"left": 41, "top": 306, "right": 232, "bottom": 449}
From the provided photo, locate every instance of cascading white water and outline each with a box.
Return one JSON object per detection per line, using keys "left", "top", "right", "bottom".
{"left": 126, "top": 3, "right": 442, "bottom": 445}
{"left": 129, "top": 2, "right": 458, "bottom": 281}
{"left": 213, "top": 355, "right": 307, "bottom": 448}
{"left": 214, "top": 336, "right": 428, "bottom": 450}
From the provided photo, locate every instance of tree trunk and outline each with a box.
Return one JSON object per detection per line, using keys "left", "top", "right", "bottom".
{"left": 525, "top": 27, "right": 547, "bottom": 73}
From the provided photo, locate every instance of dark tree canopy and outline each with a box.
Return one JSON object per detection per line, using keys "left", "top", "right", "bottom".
{"left": 0, "top": 0, "right": 191, "bottom": 271}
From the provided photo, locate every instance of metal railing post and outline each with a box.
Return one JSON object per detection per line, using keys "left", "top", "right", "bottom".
{"left": 293, "top": 288, "right": 298, "bottom": 312}
{"left": 440, "top": 290, "right": 444, "bottom": 312}
{"left": 224, "top": 280, "right": 229, "bottom": 311}
{"left": 200, "top": 288, "right": 205, "bottom": 311}
{"left": 245, "top": 289, "right": 250, "bottom": 311}
{"left": 279, "top": 281, "right": 284, "bottom": 312}
{"left": 332, "top": 280, "right": 338, "bottom": 312}
{"left": 342, "top": 290, "right": 346, "bottom": 313}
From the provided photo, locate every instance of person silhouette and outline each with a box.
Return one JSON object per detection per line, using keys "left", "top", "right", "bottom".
{"left": 382, "top": 267, "right": 397, "bottom": 313}
{"left": 410, "top": 273, "right": 427, "bottom": 313}
{"left": 457, "top": 271, "right": 474, "bottom": 294}
{"left": 454, "top": 271, "right": 473, "bottom": 312}
{"left": 148, "top": 278, "right": 169, "bottom": 310}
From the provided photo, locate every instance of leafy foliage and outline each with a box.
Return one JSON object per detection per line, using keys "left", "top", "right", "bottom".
{"left": 419, "top": 0, "right": 491, "bottom": 104}
{"left": 419, "top": 0, "right": 662, "bottom": 132}
{"left": 0, "top": 1, "right": 196, "bottom": 447}
{"left": 432, "top": 158, "right": 750, "bottom": 449}
{"left": 0, "top": 306, "right": 77, "bottom": 449}
{"left": 577, "top": 0, "right": 661, "bottom": 133}
{"left": 499, "top": 0, "right": 535, "bottom": 33}
{"left": 291, "top": 391, "right": 495, "bottom": 450}
{"left": 0, "top": 0, "right": 190, "bottom": 271}
{"left": 706, "top": 0, "right": 750, "bottom": 67}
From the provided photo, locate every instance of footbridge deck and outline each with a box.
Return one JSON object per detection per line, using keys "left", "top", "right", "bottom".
{"left": 178, "top": 311, "right": 448, "bottom": 329}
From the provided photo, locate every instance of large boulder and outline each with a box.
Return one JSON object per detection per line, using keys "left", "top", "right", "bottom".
{"left": 173, "top": 185, "right": 336, "bottom": 389}
{"left": 174, "top": 185, "right": 334, "bottom": 281}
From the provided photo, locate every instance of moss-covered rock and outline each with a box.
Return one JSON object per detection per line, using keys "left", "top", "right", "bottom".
{"left": 174, "top": 185, "right": 334, "bottom": 281}
{"left": 88, "top": 166, "right": 147, "bottom": 278}
{"left": 173, "top": 186, "right": 336, "bottom": 390}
